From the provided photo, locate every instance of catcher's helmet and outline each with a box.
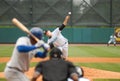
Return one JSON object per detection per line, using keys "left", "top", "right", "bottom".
{"left": 50, "top": 47, "right": 62, "bottom": 58}
{"left": 30, "top": 27, "right": 43, "bottom": 40}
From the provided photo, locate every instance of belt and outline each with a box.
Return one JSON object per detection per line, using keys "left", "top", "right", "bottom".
{"left": 8, "top": 66, "right": 23, "bottom": 72}
{"left": 61, "top": 42, "right": 67, "bottom": 47}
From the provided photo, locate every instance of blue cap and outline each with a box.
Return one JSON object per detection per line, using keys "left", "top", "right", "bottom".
{"left": 30, "top": 27, "right": 43, "bottom": 40}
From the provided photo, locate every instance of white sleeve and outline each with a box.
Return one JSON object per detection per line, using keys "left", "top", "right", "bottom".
{"left": 47, "top": 28, "right": 61, "bottom": 44}
{"left": 52, "top": 28, "right": 61, "bottom": 36}
{"left": 16, "top": 37, "right": 29, "bottom": 46}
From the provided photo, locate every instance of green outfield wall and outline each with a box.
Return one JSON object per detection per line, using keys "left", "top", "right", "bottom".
{"left": 0, "top": 27, "right": 114, "bottom": 43}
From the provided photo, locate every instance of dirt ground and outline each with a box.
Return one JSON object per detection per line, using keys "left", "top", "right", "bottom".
{"left": 0, "top": 57, "right": 120, "bottom": 81}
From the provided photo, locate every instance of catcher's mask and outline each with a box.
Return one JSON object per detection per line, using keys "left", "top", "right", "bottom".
{"left": 50, "top": 47, "right": 62, "bottom": 58}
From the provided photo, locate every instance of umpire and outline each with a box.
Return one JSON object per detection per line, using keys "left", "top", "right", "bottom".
{"left": 31, "top": 47, "right": 78, "bottom": 81}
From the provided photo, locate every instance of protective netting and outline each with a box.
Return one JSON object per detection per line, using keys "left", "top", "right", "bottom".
{"left": 0, "top": 0, "right": 120, "bottom": 27}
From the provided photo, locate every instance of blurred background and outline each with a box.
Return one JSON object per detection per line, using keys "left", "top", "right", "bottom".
{"left": 0, "top": 1, "right": 120, "bottom": 81}
{"left": 0, "top": 0, "right": 120, "bottom": 44}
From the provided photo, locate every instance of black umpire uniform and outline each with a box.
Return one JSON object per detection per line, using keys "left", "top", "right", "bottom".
{"left": 31, "top": 47, "right": 78, "bottom": 81}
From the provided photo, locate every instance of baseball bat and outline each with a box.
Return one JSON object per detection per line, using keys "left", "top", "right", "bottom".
{"left": 12, "top": 18, "right": 39, "bottom": 42}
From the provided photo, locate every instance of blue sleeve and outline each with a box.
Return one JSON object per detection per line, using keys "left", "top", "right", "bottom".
{"left": 17, "top": 45, "right": 37, "bottom": 52}
{"left": 35, "top": 50, "right": 47, "bottom": 58}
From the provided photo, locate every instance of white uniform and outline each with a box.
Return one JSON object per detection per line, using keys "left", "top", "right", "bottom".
{"left": 108, "top": 35, "right": 116, "bottom": 45}
{"left": 47, "top": 28, "right": 68, "bottom": 58}
{"left": 68, "top": 77, "right": 90, "bottom": 81}
{"left": 4, "top": 36, "right": 40, "bottom": 81}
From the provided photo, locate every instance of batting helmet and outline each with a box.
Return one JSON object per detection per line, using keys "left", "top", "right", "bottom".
{"left": 50, "top": 47, "right": 63, "bottom": 58}
{"left": 30, "top": 27, "right": 43, "bottom": 40}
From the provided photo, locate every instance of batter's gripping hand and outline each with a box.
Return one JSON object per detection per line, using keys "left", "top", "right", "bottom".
{"left": 35, "top": 40, "right": 44, "bottom": 48}
{"left": 42, "top": 43, "right": 50, "bottom": 51}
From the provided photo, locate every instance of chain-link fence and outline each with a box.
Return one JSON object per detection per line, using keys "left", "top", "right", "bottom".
{"left": 0, "top": 0, "right": 120, "bottom": 27}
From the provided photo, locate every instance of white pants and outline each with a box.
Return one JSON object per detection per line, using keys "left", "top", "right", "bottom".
{"left": 108, "top": 39, "right": 116, "bottom": 44}
{"left": 4, "top": 67, "right": 30, "bottom": 81}
{"left": 58, "top": 42, "right": 68, "bottom": 58}
{"left": 68, "top": 77, "right": 90, "bottom": 81}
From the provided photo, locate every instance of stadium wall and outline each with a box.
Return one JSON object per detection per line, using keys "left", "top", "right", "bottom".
{"left": 0, "top": 27, "right": 114, "bottom": 43}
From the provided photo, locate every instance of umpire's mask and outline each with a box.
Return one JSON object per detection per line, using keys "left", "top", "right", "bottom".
{"left": 50, "top": 47, "right": 62, "bottom": 58}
